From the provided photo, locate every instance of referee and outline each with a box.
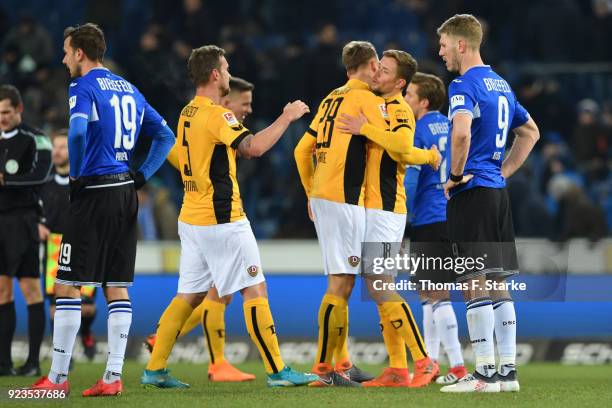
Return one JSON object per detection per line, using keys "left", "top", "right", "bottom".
{"left": 0, "top": 85, "right": 52, "bottom": 376}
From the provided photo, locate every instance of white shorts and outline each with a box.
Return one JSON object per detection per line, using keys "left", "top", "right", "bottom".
{"left": 177, "top": 218, "right": 265, "bottom": 297}
{"left": 363, "top": 208, "right": 407, "bottom": 276}
{"left": 310, "top": 198, "right": 365, "bottom": 275}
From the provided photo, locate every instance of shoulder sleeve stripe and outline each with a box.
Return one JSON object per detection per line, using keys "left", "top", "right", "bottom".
{"left": 230, "top": 130, "right": 251, "bottom": 149}
{"left": 449, "top": 109, "right": 474, "bottom": 120}
{"left": 306, "top": 127, "right": 317, "bottom": 137}
{"left": 70, "top": 113, "right": 89, "bottom": 121}
{"left": 392, "top": 124, "right": 412, "bottom": 132}
{"left": 386, "top": 100, "right": 400, "bottom": 105}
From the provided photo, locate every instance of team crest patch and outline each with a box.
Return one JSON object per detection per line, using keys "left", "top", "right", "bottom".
{"left": 247, "top": 265, "right": 259, "bottom": 277}
{"left": 69, "top": 96, "right": 77, "bottom": 109}
{"left": 223, "top": 111, "right": 239, "bottom": 126}
{"left": 5, "top": 159, "right": 19, "bottom": 174}
{"left": 378, "top": 103, "right": 389, "bottom": 119}
{"left": 348, "top": 256, "right": 360, "bottom": 267}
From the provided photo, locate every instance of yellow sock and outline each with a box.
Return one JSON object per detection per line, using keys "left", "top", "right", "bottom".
{"left": 147, "top": 297, "right": 193, "bottom": 370}
{"left": 380, "top": 301, "right": 428, "bottom": 362}
{"left": 314, "top": 294, "right": 348, "bottom": 371}
{"left": 179, "top": 302, "right": 204, "bottom": 338}
{"left": 243, "top": 297, "right": 284, "bottom": 374}
{"left": 377, "top": 304, "right": 408, "bottom": 369}
{"left": 333, "top": 303, "right": 351, "bottom": 369}
{"left": 201, "top": 299, "right": 226, "bottom": 365}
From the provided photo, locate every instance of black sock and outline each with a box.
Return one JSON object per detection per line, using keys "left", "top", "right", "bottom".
{"left": 26, "top": 302, "right": 45, "bottom": 365}
{"left": 80, "top": 311, "right": 96, "bottom": 337}
{"left": 0, "top": 302, "right": 16, "bottom": 367}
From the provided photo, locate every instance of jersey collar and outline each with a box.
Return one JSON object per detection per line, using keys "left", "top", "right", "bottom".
{"left": 462, "top": 64, "right": 491, "bottom": 75}
{"left": 384, "top": 92, "right": 403, "bottom": 104}
{"left": 1, "top": 128, "right": 19, "bottom": 139}
{"left": 194, "top": 95, "right": 215, "bottom": 106}
{"left": 346, "top": 78, "right": 370, "bottom": 90}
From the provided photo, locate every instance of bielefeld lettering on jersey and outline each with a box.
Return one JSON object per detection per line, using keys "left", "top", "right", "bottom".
{"left": 412, "top": 111, "right": 449, "bottom": 226}
{"left": 68, "top": 67, "right": 167, "bottom": 176}
{"left": 447, "top": 65, "right": 529, "bottom": 197}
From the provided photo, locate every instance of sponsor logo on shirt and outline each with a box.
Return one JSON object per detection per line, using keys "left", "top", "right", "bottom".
{"left": 378, "top": 103, "right": 389, "bottom": 119}
{"left": 450, "top": 95, "right": 465, "bottom": 109}
{"left": 69, "top": 96, "right": 77, "bottom": 109}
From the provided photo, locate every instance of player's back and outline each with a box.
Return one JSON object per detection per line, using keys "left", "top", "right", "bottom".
{"left": 69, "top": 67, "right": 153, "bottom": 177}
{"left": 412, "top": 111, "right": 449, "bottom": 226}
{"left": 176, "top": 95, "right": 247, "bottom": 226}
{"left": 447, "top": 65, "right": 529, "bottom": 196}
{"left": 309, "top": 78, "right": 387, "bottom": 206}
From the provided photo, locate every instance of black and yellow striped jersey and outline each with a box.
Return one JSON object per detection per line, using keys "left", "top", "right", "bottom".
{"left": 294, "top": 79, "right": 388, "bottom": 206}
{"left": 171, "top": 95, "right": 250, "bottom": 226}
{"left": 363, "top": 93, "right": 417, "bottom": 213}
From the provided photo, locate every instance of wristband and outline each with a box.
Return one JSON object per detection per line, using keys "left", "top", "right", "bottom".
{"left": 449, "top": 172, "right": 464, "bottom": 182}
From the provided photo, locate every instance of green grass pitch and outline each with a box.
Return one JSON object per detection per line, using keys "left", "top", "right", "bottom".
{"left": 1, "top": 362, "right": 610, "bottom": 407}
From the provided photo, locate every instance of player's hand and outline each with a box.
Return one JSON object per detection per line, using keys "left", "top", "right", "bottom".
{"left": 0, "top": 172, "right": 4, "bottom": 186}
{"left": 130, "top": 170, "right": 146, "bottom": 190}
{"left": 307, "top": 200, "right": 314, "bottom": 222}
{"left": 443, "top": 174, "right": 473, "bottom": 200}
{"left": 337, "top": 112, "right": 367, "bottom": 135}
{"left": 429, "top": 144, "right": 442, "bottom": 171}
{"left": 282, "top": 100, "right": 310, "bottom": 122}
{"left": 38, "top": 223, "right": 50, "bottom": 241}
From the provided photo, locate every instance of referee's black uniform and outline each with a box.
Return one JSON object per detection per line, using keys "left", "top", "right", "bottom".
{"left": 0, "top": 123, "right": 52, "bottom": 374}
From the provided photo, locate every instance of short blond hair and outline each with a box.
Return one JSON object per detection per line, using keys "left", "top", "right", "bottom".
{"left": 342, "top": 41, "right": 377, "bottom": 73}
{"left": 437, "top": 14, "right": 483, "bottom": 50}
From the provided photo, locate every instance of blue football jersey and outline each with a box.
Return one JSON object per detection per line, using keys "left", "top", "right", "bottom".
{"left": 411, "top": 111, "right": 449, "bottom": 226}
{"left": 447, "top": 65, "right": 529, "bottom": 196}
{"left": 68, "top": 67, "right": 167, "bottom": 177}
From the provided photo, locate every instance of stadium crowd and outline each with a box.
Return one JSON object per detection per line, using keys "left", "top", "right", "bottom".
{"left": 0, "top": 0, "right": 610, "bottom": 240}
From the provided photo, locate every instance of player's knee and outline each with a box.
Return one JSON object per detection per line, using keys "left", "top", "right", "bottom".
{"left": 178, "top": 292, "right": 206, "bottom": 308}
{"left": 54, "top": 283, "right": 81, "bottom": 299}
{"left": 19, "top": 279, "right": 43, "bottom": 304}
{"left": 104, "top": 286, "right": 129, "bottom": 302}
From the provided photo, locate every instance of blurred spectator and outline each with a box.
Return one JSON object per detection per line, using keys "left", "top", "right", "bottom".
{"left": 571, "top": 99, "right": 611, "bottom": 183}
{"left": 2, "top": 15, "right": 53, "bottom": 69}
{"left": 587, "top": 0, "right": 612, "bottom": 61}
{"left": 303, "top": 23, "right": 345, "bottom": 107}
{"left": 549, "top": 175, "right": 608, "bottom": 242}
{"left": 172, "top": 0, "right": 218, "bottom": 60}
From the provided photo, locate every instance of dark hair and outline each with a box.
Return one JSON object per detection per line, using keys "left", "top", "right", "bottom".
{"left": 0, "top": 84, "right": 23, "bottom": 108}
{"left": 188, "top": 45, "right": 225, "bottom": 87}
{"left": 52, "top": 128, "right": 69, "bottom": 140}
{"left": 63, "top": 23, "right": 106, "bottom": 62}
{"left": 342, "top": 41, "right": 377, "bottom": 73}
{"left": 382, "top": 50, "right": 418, "bottom": 92}
{"left": 411, "top": 72, "right": 446, "bottom": 111}
{"left": 229, "top": 77, "right": 254, "bottom": 93}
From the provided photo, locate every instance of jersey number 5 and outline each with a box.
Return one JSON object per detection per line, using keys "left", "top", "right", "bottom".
{"left": 110, "top": 94, "right": 137, "bottom": 151}
{"left": 317, "top": 97, "right": 344, "bottom": 149}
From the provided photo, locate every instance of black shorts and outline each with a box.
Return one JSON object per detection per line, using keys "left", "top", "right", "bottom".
{"left": 446, "top": 187, "right": 518, "bottom": 282}
{"left": 57, "top": 173, "right": 138, "bottom": 287}
{"left": 0, "top": 211, "right": 40, "bottom": 279}
{"left": 410, "top": 222, "right": 455, "bottom": 285}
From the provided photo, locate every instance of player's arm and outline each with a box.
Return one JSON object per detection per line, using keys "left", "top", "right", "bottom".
{"left": 294, "top": 132, "right": 316, "bottom": 197}
{"left": 502, "top": 117, "right": 539, "bottom": 179}
{"left": 134, "top": 103, "right": 175, "bottom": 189}
{"left": 404, "top": 165, "right": 420, "bottom": 222}
{"left": 66, "top": 81, "right": 92, "bottom": 178}
{"left": 2, "top": 133, "right": 52, "bottom": 186}
{"left": 236, "top": 100, "right": 309, "bottom": 159}
{"left": 388, "top": 145, "right": 440, "bottom": 169}
{"left": 442, "top": 112, "right": 472, "bottom": 198}
{"left": 166, "top": 141, "right": 180, "bottom": 170}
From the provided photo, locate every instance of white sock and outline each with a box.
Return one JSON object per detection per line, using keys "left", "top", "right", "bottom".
{"left": 466, "top": 297, "right": 496, "bottom": 378}
{"left": 493, "top": 298, "right": 516, "bottom": 375}
{"left": 49, "top": 298, "right": 82, "bottom": 384}
{"left": 421, "top": 300, "right": 439, "bottom": 361}
{"left": 104, "top": 299, "right": 132, "bottom": 384}
{"left": 433, "top": 299, "right": 464, "bottom": 367}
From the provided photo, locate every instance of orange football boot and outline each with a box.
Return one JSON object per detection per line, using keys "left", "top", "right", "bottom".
{"left": 82, "top": 379, "right": 123, "bottom": 397}
{"left": 363, "top": 367, "right": 411, "bottom": 387}
{"left": 30, "top": 376, "right": 70, "bottom": 395}
{"left": 409, "top": 357, "right": 438, "bottom": 388}
{"left": 208, "top": 360, "right": 255, "bottom": 382}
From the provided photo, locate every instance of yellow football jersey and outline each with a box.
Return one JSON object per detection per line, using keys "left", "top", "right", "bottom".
{"left": 172, "top": 95, "right": 250, "bottom": 226}
{"left": 364, "top": 93, "right": 417, "bottom": 213}
{"left": 295, "top": 79, "right": 388, "bottom": 206}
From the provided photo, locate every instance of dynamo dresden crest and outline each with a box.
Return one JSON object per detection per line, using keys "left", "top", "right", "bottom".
{"left": 348, "top": 256, "right": 360, "bottom": 267}
{"left": 247, "top": 265, "right": 259, "bottom": 277}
